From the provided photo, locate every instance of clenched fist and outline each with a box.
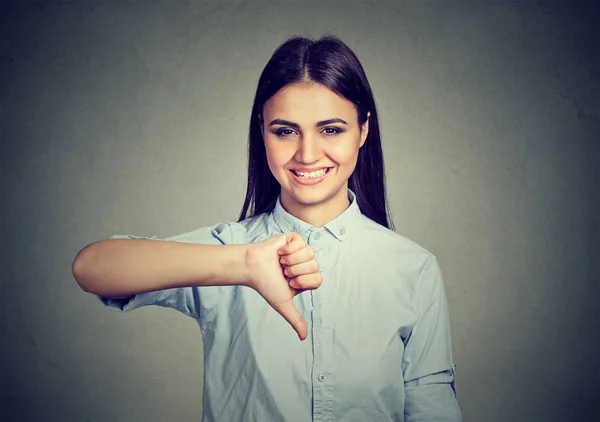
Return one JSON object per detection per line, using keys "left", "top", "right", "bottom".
{"left": 245, "top": 232, "right": 322, "bottom": 340}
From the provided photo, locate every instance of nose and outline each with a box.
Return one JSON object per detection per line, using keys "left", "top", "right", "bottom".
{"left": 295, "top": 134, "right": 323, "bottom": 164}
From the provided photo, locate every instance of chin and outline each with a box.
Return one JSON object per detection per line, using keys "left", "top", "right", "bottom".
{"left": 288, "top": 186, "right": 344, "bottom": 207}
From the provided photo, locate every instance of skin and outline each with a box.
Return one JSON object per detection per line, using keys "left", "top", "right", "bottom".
{"left": 261, "top": 82, "right": 369, "bottom": 228}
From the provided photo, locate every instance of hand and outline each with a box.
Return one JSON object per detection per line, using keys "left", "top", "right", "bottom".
{"left": 245, "top": 232, "right": 322, "bottom": 340}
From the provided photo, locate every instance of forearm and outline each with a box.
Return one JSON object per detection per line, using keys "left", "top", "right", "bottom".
{"left": 72, "top": 239, "right": 249, "bottom": 298}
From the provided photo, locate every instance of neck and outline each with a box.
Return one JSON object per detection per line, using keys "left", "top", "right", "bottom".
{"left": 280, "top": 188, "right": 351, "bottom": 228}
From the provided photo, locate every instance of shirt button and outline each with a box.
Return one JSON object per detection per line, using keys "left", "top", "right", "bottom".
{"left": 339, "top": 228, "right": 346, "bottom": 236}
{"left": 318, "top": 374, "right": 326, "bottom": 382}
{"left": 314, "top": 317, "right": 322, "bottom": 325}
{"left": 314, "top": 232, "right": 322, "bottom": 240}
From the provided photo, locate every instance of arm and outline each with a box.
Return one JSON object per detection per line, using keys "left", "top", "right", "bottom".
{"left": 403, "top": 256, "right": 462, "bottom": 422}
{"left": 72, "top": 239, "right": 249, "bottom": 299}
{"left": 72, "top": 232, "right": 322, "bottom": 340}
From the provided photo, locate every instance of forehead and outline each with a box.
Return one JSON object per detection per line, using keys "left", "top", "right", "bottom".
{"left": 263, "top": 83, "right": 357, "bottom": 123}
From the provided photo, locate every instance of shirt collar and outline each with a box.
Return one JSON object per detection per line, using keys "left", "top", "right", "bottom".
{"left": 271, "top": 189, "right": 362, "bottom": 242}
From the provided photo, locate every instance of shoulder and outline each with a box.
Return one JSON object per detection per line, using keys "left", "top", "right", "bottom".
{"left": 235, "top": 212, "right": 274, "bottom": 242}
{"left": 355, "top": 217, "right": 446, "bottom": 299}
{"left": 158, "top": 211, "right": 276, "bottom": 245}
{"left": 356, "top": 215, "right": 435, "bottom": 260}
{"left": 352, "top": 215, "right": 441, "bottom": 281}
{"left": 185, "top": 213, "right": 273, "bottom": 243}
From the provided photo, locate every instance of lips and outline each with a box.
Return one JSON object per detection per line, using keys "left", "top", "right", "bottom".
{"left": 288, "top": 167, "right": 333, "bottom": 185}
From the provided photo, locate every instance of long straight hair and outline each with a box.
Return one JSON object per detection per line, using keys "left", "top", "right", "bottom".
{"left": 238, "top": 35, "right": 394, "bottom": 230}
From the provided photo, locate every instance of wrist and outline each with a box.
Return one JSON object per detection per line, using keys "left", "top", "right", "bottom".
{"left": 238, "top": 243, "right": 254, "bottom": 288}
{"left": 193, "top": 243, "right": 253, "bottom": 288}
{"left": 241, "top": 242, "right": 262, "bottom": 290}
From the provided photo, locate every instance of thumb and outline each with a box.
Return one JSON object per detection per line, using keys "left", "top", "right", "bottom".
{"left": 272, "top": 299, "right": 308, "bottom": 341}
{"left": 268, "top": 233, "right": 290, "bottom": 250}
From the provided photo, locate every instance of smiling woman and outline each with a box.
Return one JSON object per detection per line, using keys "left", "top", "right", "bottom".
{"left": 241, "top": 36, "right": 392, "bottom": 233}
{"left": 72, "top": 34, "right": 463, "bottom": 421}
{"left": 261, "top": 83, "right": 370, "bottom": 227}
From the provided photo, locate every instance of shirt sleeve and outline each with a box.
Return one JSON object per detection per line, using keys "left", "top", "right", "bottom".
{"left": 402, "top": 255, "right": 463, "bottom": 422}
{"left": 97, "top": 221, "right": 243, "bottom": 322}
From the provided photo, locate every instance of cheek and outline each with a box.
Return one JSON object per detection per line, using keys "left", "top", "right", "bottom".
{"left": 329, "top": 139, "right": 362, "bottom": 165}
{"left": 264, "top": 140, "right": 291, "bottom": 171}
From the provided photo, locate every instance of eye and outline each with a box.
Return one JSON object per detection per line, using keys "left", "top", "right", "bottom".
{"left": 322, "top": 127, "right": 343, "bottom": 135}
{"left": 274, "top": 128, "right": 298, "bottom": 138}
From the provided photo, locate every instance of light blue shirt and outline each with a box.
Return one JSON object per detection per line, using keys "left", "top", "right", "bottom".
{"left": 99, "top": 190, "right": 462, "bottom": 421}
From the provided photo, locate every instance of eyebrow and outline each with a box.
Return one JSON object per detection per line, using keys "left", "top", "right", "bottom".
{"left": 268, "top": 118, "right": 348, "bottom": 128}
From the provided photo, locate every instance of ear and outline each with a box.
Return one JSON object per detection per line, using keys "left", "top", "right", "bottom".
{"left": 359, "top": 112, "right": 370, "bottom": 147}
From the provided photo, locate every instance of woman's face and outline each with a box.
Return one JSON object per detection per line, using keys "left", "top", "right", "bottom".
{"left": 261, "top": 82, "right": 369, "bottom": 226}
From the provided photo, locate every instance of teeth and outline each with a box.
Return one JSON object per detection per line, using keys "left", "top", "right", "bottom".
{"left": 293, "top": 168, "right": 328, "bottom": 179}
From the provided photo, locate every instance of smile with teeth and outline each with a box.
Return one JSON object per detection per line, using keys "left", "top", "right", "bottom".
{"left": 291, "top": 168, "right": 331, "bottom": 179}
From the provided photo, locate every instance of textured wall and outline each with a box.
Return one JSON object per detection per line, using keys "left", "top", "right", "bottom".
{"left": 1, "top": 1, "right": 598, "bottom": 421}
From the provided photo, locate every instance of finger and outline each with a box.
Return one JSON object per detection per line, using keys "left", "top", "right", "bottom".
{"left": 277, "top": 232, "right": 306, "bottom": 256}
{"left": 271, "top": 299, "right": 308, "bottom": 341}
{"left": 280, "top": 245, "right": 315, "bottom": 266}
{"left": 289, "top": 272, "right": 323, "bottom": 290}
{"left": 284, "top": 260, "right": 319, "bottom": 279}
{"left": 278, "top": 236, "right": 305, "bottom": 256}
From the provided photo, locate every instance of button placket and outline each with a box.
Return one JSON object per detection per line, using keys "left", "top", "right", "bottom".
{"left": 311, "top": 278, "right": 326, "bottom": 420}
{"left": 309, "top": 242, "right": 336, "bottom": 421}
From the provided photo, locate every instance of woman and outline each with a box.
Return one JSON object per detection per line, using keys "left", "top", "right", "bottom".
{"left": 73, "top": 35, "right": 463, "bottom": 421}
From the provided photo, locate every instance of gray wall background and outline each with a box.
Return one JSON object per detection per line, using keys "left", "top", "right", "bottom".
{"left": 1, "top": 1, "right": 598, "bottom": 421}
